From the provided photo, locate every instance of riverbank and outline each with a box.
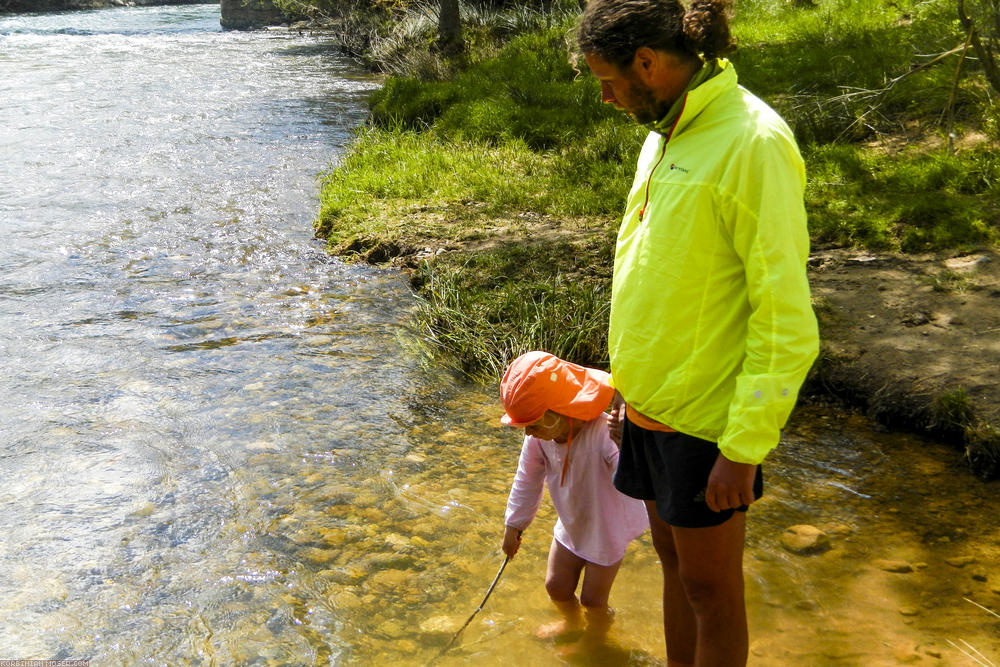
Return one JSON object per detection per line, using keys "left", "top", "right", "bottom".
{"left": 320, "top": 199, "right": 1000, "bottom": 481}
{"left": 806, "top": 247, "right": 1000, "bottom": 479}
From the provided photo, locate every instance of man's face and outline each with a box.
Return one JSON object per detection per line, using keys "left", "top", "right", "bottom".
{"left": 584, "top": 52, "right": 666, "bottom": 125}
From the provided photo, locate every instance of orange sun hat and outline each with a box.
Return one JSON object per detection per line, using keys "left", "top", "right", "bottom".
{"left": 499, "top": 351, "right": 614, "bottom": 426}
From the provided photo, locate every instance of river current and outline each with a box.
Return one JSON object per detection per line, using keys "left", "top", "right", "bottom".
{"left": 1, "top": 5, "right": 998, "bottom": 666}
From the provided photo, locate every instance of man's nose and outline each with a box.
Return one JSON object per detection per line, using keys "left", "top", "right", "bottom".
{"left": 600, "top": 82, "right": 616, "bottom": 105}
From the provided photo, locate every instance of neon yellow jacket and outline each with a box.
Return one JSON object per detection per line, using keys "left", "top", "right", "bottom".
{"left": 609, "top": 60, "right": 819, "bottom": 465}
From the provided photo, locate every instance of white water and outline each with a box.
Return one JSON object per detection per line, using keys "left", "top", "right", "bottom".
{"left": 0, "top": 5, "right": 422, "bottom": 663}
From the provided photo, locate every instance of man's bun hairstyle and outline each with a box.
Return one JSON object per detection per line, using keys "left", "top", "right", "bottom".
{"left": 577, "top": 0, "right": 735, "bottom": 68}
{"left": 683, "top": 0, "right": 735, "bottom": 60}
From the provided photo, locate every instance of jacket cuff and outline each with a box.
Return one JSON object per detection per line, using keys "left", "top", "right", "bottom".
{"left": 718, "top": 372, "right": 803, "bottom": 464}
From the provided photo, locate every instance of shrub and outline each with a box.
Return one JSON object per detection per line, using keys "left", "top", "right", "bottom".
{"left": 732, "top": 0, "right": 970, "bottom": 142}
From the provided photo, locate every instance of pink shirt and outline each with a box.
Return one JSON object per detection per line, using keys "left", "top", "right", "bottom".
{"left": 504, "top": 417, "right": 649, "bottom": 566}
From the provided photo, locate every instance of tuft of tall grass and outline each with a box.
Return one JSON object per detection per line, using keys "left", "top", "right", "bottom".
{"left": 409, "top": 246, "right": 611, "bottom": 382}
{"left": 965, "top": 422, "right": 1000, "bottom": 480}
{"left": 932, "top": 387, "right": 974, "bottom": 436}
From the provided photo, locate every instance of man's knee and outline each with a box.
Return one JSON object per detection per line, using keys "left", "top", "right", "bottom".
{"left": 676, "top": 571, "right": 742, "bottom": 617}
{"left": 653, "top": 541, "right": 680, "bottom": 572}
{"left": 648, "top": 520, "right": 680, "bottom": 569}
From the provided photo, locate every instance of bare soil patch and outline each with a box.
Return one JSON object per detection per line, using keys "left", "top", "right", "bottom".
{"left": 806, "top": 247, "right": 1000, "bottom": 479}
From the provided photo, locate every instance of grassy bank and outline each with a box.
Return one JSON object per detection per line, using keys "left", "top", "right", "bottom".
{"left": 313, "top": 0, "right": 1000, "bottom": 476}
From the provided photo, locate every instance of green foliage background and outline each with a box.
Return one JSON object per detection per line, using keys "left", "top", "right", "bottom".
{"left": 313, "top": 0, "right": 1000, "bottom": 380}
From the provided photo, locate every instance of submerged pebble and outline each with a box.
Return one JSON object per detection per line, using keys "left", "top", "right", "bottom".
{"left": 780, "top": 525, "right": 829, "bottom": 554}
{"left": 369, "top": 569, "right": 411, "bottom": 592}
{"left": 946, "top": 555, "right": 977, "bottom": 567}
{"left": 874, "top": 559, "right": 914, "bottom": 573}
{"left": 420, "top": 614, "right": 463, "bottom": 635}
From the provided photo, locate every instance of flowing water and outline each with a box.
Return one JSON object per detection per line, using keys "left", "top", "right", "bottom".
{"left": 1, "top": 5, "right": 998, "bottom": 666}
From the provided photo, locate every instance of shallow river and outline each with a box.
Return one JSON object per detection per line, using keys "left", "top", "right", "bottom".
{"left": 0, "top": 5, "right": 997, "bottom": 666}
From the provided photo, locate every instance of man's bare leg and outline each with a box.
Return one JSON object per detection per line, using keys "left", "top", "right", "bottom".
{"left": 672, "top": 512, "right": 749, "bottom": 667}
{"left": 645, "top": 500, "right": 696, "bottom": 667}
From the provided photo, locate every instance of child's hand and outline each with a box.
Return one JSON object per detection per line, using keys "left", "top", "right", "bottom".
{"left": 502, "top": 525, "right": 523, "bottom": 558}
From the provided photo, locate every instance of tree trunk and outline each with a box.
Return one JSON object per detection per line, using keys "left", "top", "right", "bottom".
{"left": 438, "top": 0, "right": 464, "bottom": 55}
{"left": 958, "top": 0, "right": 1000, "bottom": 94}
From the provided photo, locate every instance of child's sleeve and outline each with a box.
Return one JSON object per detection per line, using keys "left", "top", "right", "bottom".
{"left": 504, "top": 436, "right": 546, "bottom": 532}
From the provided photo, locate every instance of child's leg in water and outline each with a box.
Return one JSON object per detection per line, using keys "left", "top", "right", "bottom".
{"left": 578, "top": 555, "right": 622, "bottom": 644}
{"left": 541, "top": 538, "right": 585, "bottom": 636}
{"left": 538, "top": 539, "right": 622, "bottom": 640}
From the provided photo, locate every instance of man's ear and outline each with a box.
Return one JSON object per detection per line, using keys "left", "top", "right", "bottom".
{"left": 631, "top": 46, "right": 661, "bottom": 84}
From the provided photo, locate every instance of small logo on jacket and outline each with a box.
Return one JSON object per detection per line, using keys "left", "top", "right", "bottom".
{"left": 669, "top": 163, "right": 689, "bottom": 173}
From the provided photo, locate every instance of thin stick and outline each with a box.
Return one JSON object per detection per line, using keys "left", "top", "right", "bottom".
{"left": 961, "top": 639, "right": 996, "bottom": 667}
{"left": 943, "top": 25, "right": 975, "bottom": 154}
{"left": 830, "top": 42, "right": 970, "bottom": 142}
{"left": 964, "top": 596, "right": 1000, "bottom": 620}
{"left": 428, "top": 555, "right": 510, "bottom": 664}
{"left": 947, "top": 639, "right": 995, "bottom": 667}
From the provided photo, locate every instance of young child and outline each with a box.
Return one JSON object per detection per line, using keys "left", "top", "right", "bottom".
{"left": 499, "top": 351, "right": 648, "bottom": 634}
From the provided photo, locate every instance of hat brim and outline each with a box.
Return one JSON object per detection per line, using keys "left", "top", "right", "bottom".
{"left": 500, "top": 413, "right": 540, "bottom": 427}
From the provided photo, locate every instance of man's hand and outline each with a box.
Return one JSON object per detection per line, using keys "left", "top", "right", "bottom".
{"left": 705, "top": 453, "right": 757, "bottom": 512}
{"left": 502, "top": 525, "right": 523, "bottom": 558}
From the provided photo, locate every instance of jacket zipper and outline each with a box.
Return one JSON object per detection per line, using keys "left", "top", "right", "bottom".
{"left": 639, "top": 98, "right": 686, "bottom": 221}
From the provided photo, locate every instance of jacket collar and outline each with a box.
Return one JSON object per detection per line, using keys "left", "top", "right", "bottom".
{"left": 648, "top": 58, "right": 735, "bottom": 138}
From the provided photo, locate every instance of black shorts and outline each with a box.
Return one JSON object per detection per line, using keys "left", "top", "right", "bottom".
{"left": 613, "top": 415, "right": 763, "bottom": 528}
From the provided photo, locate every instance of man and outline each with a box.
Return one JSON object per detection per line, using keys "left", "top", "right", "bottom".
{"left": 576, "top": 1, "right": 820, "bottom": 665}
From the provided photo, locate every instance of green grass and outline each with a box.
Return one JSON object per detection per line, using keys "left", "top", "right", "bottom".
{"left": 933, "top": 387, "right": 974, "bottom": 435}
{"left": 369, "top": 26, "right": 620, "bottom": 149}
{"left": 731, "top": 0, "right": 975, "bottom": 143}
{"left": 315, "top": 121, "right": 641, "bottom": 249}
{"left": 317, "top": 129, "right": 547, "bottom": 242}
{"left": 805, "top": 143, "right": 1000, "bottom": 251}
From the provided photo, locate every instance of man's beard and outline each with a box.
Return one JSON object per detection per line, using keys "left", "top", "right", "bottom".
{"left": 625, "top": 78, "right": 670, "bottom": 126}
